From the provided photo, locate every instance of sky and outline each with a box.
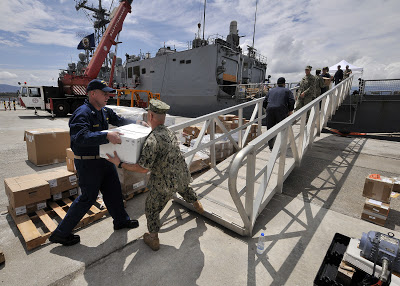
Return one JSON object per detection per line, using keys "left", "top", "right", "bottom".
{"left": 1, "top": 0, "right": 400, "bottom": 87}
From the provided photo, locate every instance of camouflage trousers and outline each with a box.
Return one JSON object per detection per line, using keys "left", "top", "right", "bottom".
{"left": 295, "top": 95, "right": 313, "bottom": 111}
{"left": 295, "top": 95, "right": 314, "bottom": 121}
{"left": 145, "top": 185, "right": 198, "bottom": 233}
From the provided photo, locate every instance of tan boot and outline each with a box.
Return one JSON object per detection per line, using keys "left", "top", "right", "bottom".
{"left": 193, "top": 200, "right": 204, "bottom": 214}
{"left": 144, "top": 233, "right": 160, "bottom": 251}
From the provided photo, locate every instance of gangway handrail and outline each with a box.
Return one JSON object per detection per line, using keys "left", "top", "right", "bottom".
{"left": 169, "top": 97, "right": 266, "bottom": 168}
{"left": 228, "top": 75, "right": 354, "bottom": 235}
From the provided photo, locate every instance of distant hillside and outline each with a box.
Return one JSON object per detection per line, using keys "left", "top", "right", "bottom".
{"left": 0, "top": 84, "right": 19, "bottom": 93}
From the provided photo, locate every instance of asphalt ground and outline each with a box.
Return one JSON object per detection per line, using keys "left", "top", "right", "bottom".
{"left": 0, "top": 107, "right": 399, "bottom": 285}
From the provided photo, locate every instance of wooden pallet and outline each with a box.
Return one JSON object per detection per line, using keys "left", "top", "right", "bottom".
{"left": 8, "top": 196, "right": 108, "bottom": 250}
{"left": 123, "top": 187, "right": 149, "bottom": 201}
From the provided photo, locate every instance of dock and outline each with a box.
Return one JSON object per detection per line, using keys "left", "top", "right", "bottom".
{"left": 0, "top": 107, "right": 399, "bottom": 285}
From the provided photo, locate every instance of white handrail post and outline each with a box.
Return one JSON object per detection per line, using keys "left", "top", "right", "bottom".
{"left": 238, "top": 108, "right": 243, "bottom": 148}
{"left": 277, "top": 128, "right": 288, "bottom": 193}
{"left": 210, "top": 118, "right": 216, "bottom": 167}
{"left": 257, "top": 102, "right": 263, "bottom": 136}
{"left": 245, "top": 148, "right": 256, "bottom": 234}
{"left": 316, "top": 98, "right": 321, "bottom": 136}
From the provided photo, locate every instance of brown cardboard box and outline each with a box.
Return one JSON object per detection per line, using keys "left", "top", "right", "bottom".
{"left": 361, "top": 210, "right": 387, "bottom": 226}
{"left": 362, "top": 176, "right": 393, "bottom": 203}
{"left": 232, "top": 117, "right": 246, "bottom": 125}
{"left": 4, "top": 174, "right": 50, "bottom": 208}
{"left": 52, "top": 187, "right": 79, "bottom": 201}
{"left": 66, "top": 147, "right": 76, "bottom": 172}
{"left": 117, "top": 168, "right": 150, "bottom": 196}
{"left": 8, "top": 200, "right": 47, "bottom": 216}
{"left": 189, "top": 155, "right": 210, "bottom": 173}
{"left": 218, "top": 114, "right": 236, "bottom": 122}
{"left": 363, "top": 198, "right": 390, "bottom": 217}
{"left": 183, "top": 126, "right": 201, "bottom": 138}
{"left": 66, "top": 157, "right": 75, "bottom": 173}
{"left": 39, "top": 169, "right": 78, "bottom": 195}
{"left": 24, "top": 128, "right": 70, "bottom": 166}
{"left": 323, "top": 77, "right": 331, "bottom": 87}
{"left": 215, "top": 121, "right": 239, "bottom": 133}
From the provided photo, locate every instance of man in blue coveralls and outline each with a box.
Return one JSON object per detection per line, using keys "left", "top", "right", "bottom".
{"left": 49, "top": 79, "right": 143, "bottom": 246}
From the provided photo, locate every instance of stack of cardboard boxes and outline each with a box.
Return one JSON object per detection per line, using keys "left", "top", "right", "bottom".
{"left": 361, "top": 174, "right": 394, "bottom": 226}
{"left": 5, "top": 174, "right": 50, "bottom": 216}
{"left": 5, "top": 128, "right": 75, "bottom": 217}
{"left": 4, "top": 169, "right": 80, "bottom": 217}
{"left": 211, "top": 114, "right": 259, "bottom": 145}
{"left": 213, "top": 141, "right": 235, "bottom": 161}
{"left": 39, "top": 169, "right": 79, "bottom": 201}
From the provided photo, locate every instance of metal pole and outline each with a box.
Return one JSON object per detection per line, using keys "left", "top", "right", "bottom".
{"left": 202, "top": 0, "right": 206, "bottom": 40}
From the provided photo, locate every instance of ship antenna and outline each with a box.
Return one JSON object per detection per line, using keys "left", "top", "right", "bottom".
{"left": 252, "top": 0, "right": 258, "bottom": 48}
{"left": 202, "top": 0, "right": 206, "bottom": 40}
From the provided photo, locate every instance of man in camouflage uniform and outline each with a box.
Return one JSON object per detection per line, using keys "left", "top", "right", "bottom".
{"left": 107, "top": 99, "right": 204, "bottom": 251}
{"left": 314, "top": 68, "right": 325, "bottom": 98}
{"left": 295, "top": 65, "right": 315, "bottom": 111}
{"left": 344, "top": 65, "right": 352, "bottom": 79}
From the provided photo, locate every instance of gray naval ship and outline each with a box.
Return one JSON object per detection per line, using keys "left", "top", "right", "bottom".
{"left": 65, "top": 1, "right": 267, "bottom": 117}
{"left": 113, "top": 21, "right": 267, "bottom": 117}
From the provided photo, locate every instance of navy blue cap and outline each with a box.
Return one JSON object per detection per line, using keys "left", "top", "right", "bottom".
{"left": 86, "top": 79, "right": 115, "bottom": 93}
{"left": 277, "top": 77, "right": 285, "bottom": 84}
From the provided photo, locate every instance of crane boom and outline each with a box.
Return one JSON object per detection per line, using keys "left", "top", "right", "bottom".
{"left": 84, "top": 0, "right": 132, "bottom": 78}
{"left": 60, "top": 0, "right": 132, "bottom": 95}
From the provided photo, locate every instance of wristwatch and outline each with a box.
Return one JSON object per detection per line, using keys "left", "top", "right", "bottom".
{"left": 118, "top": 162, "right": 123, "bottom": 169}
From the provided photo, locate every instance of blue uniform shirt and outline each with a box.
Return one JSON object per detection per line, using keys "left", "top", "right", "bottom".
{"left": 69, "top": 100, "right": 136, "bottom": 156}
{"left": 263, "top": 86, "right": 295, "bottom": 114}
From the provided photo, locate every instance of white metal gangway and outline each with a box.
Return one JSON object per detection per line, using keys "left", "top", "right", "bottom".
{"left": 170, "top": 75, "right": 354, "bottom": 236}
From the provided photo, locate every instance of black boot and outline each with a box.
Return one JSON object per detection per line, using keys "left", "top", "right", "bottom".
{"left": 49, "top": 233, "right": 80, "bottom": 246}
{"left": 114, "top": 219, "right": 139, "bottom": 230}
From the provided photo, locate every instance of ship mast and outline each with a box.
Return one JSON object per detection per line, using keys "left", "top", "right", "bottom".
{"left": 252, "top": 0, "right": 258, "bottom": 48}
{"left": 75, "top": 0, "right": 111, "bottom": 47}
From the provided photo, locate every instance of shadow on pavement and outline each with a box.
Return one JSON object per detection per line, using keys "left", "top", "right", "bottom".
{"left": 246, "top": 135, "right": 368, "bottom": 285}
{"left": 49, "top": 206, "right": 206, "bottom": 286}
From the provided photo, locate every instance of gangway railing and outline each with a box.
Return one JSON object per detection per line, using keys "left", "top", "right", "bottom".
{"left": 228, "top": 75, "right": 354, "bottom": 235}
{"left": 169, "top": 97, "right": 266, "bottom": 168}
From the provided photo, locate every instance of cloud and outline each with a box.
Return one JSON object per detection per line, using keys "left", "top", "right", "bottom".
{"left": 23, "top": 29, "right": 77, "bottom": 47}
{"left": 164, "top": 40, "right": 187, "bottom": 49}
{"left": 0, "top": 71, "right": 18, "bottom": 80}
{"left": 0, "top": 69, "right": 58, "bottom": 86}
{"left": 0, "top": 37, "right": 23, "bottom": 48}
{"left": 1, "top": 0, "right": 400, "bottom": 87}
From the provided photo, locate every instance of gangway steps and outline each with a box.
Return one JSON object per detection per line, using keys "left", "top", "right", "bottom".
{"left": 174, "top": 146, "right": 296, "bottom": 235}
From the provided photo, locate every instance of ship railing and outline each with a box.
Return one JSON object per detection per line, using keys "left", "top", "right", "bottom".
{"left": 228, "top": 75, "right": 354, "bottom": 235}
{"left": 251, "top": 51, "right": 267, "bottom": 65}
{"left": 359, "top": 78, "right": 400, "bottom": 97}
{"left": 219, "top": 82, "right": 300, "bottom": 100}
{"left": 207, "top": 34, "right": 226, "bottom": 45}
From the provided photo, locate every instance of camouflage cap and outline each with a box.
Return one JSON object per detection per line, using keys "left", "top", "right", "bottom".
{"left": 316, "top": 68, "right": 322, "bottom": 71}
{"left": 147, "top": 99, "right": 170, "bottom": 114}
{"left": 305, "top": 65, "right": 312, "bottom": 70}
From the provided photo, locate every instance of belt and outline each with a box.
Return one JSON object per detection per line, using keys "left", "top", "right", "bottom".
{"left": 74, "top": 155, "right": 101, "bottom": 160}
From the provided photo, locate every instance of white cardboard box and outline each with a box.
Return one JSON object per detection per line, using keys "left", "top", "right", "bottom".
{"left": 100, "top": 124, "right": 151, "bottom": 164}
